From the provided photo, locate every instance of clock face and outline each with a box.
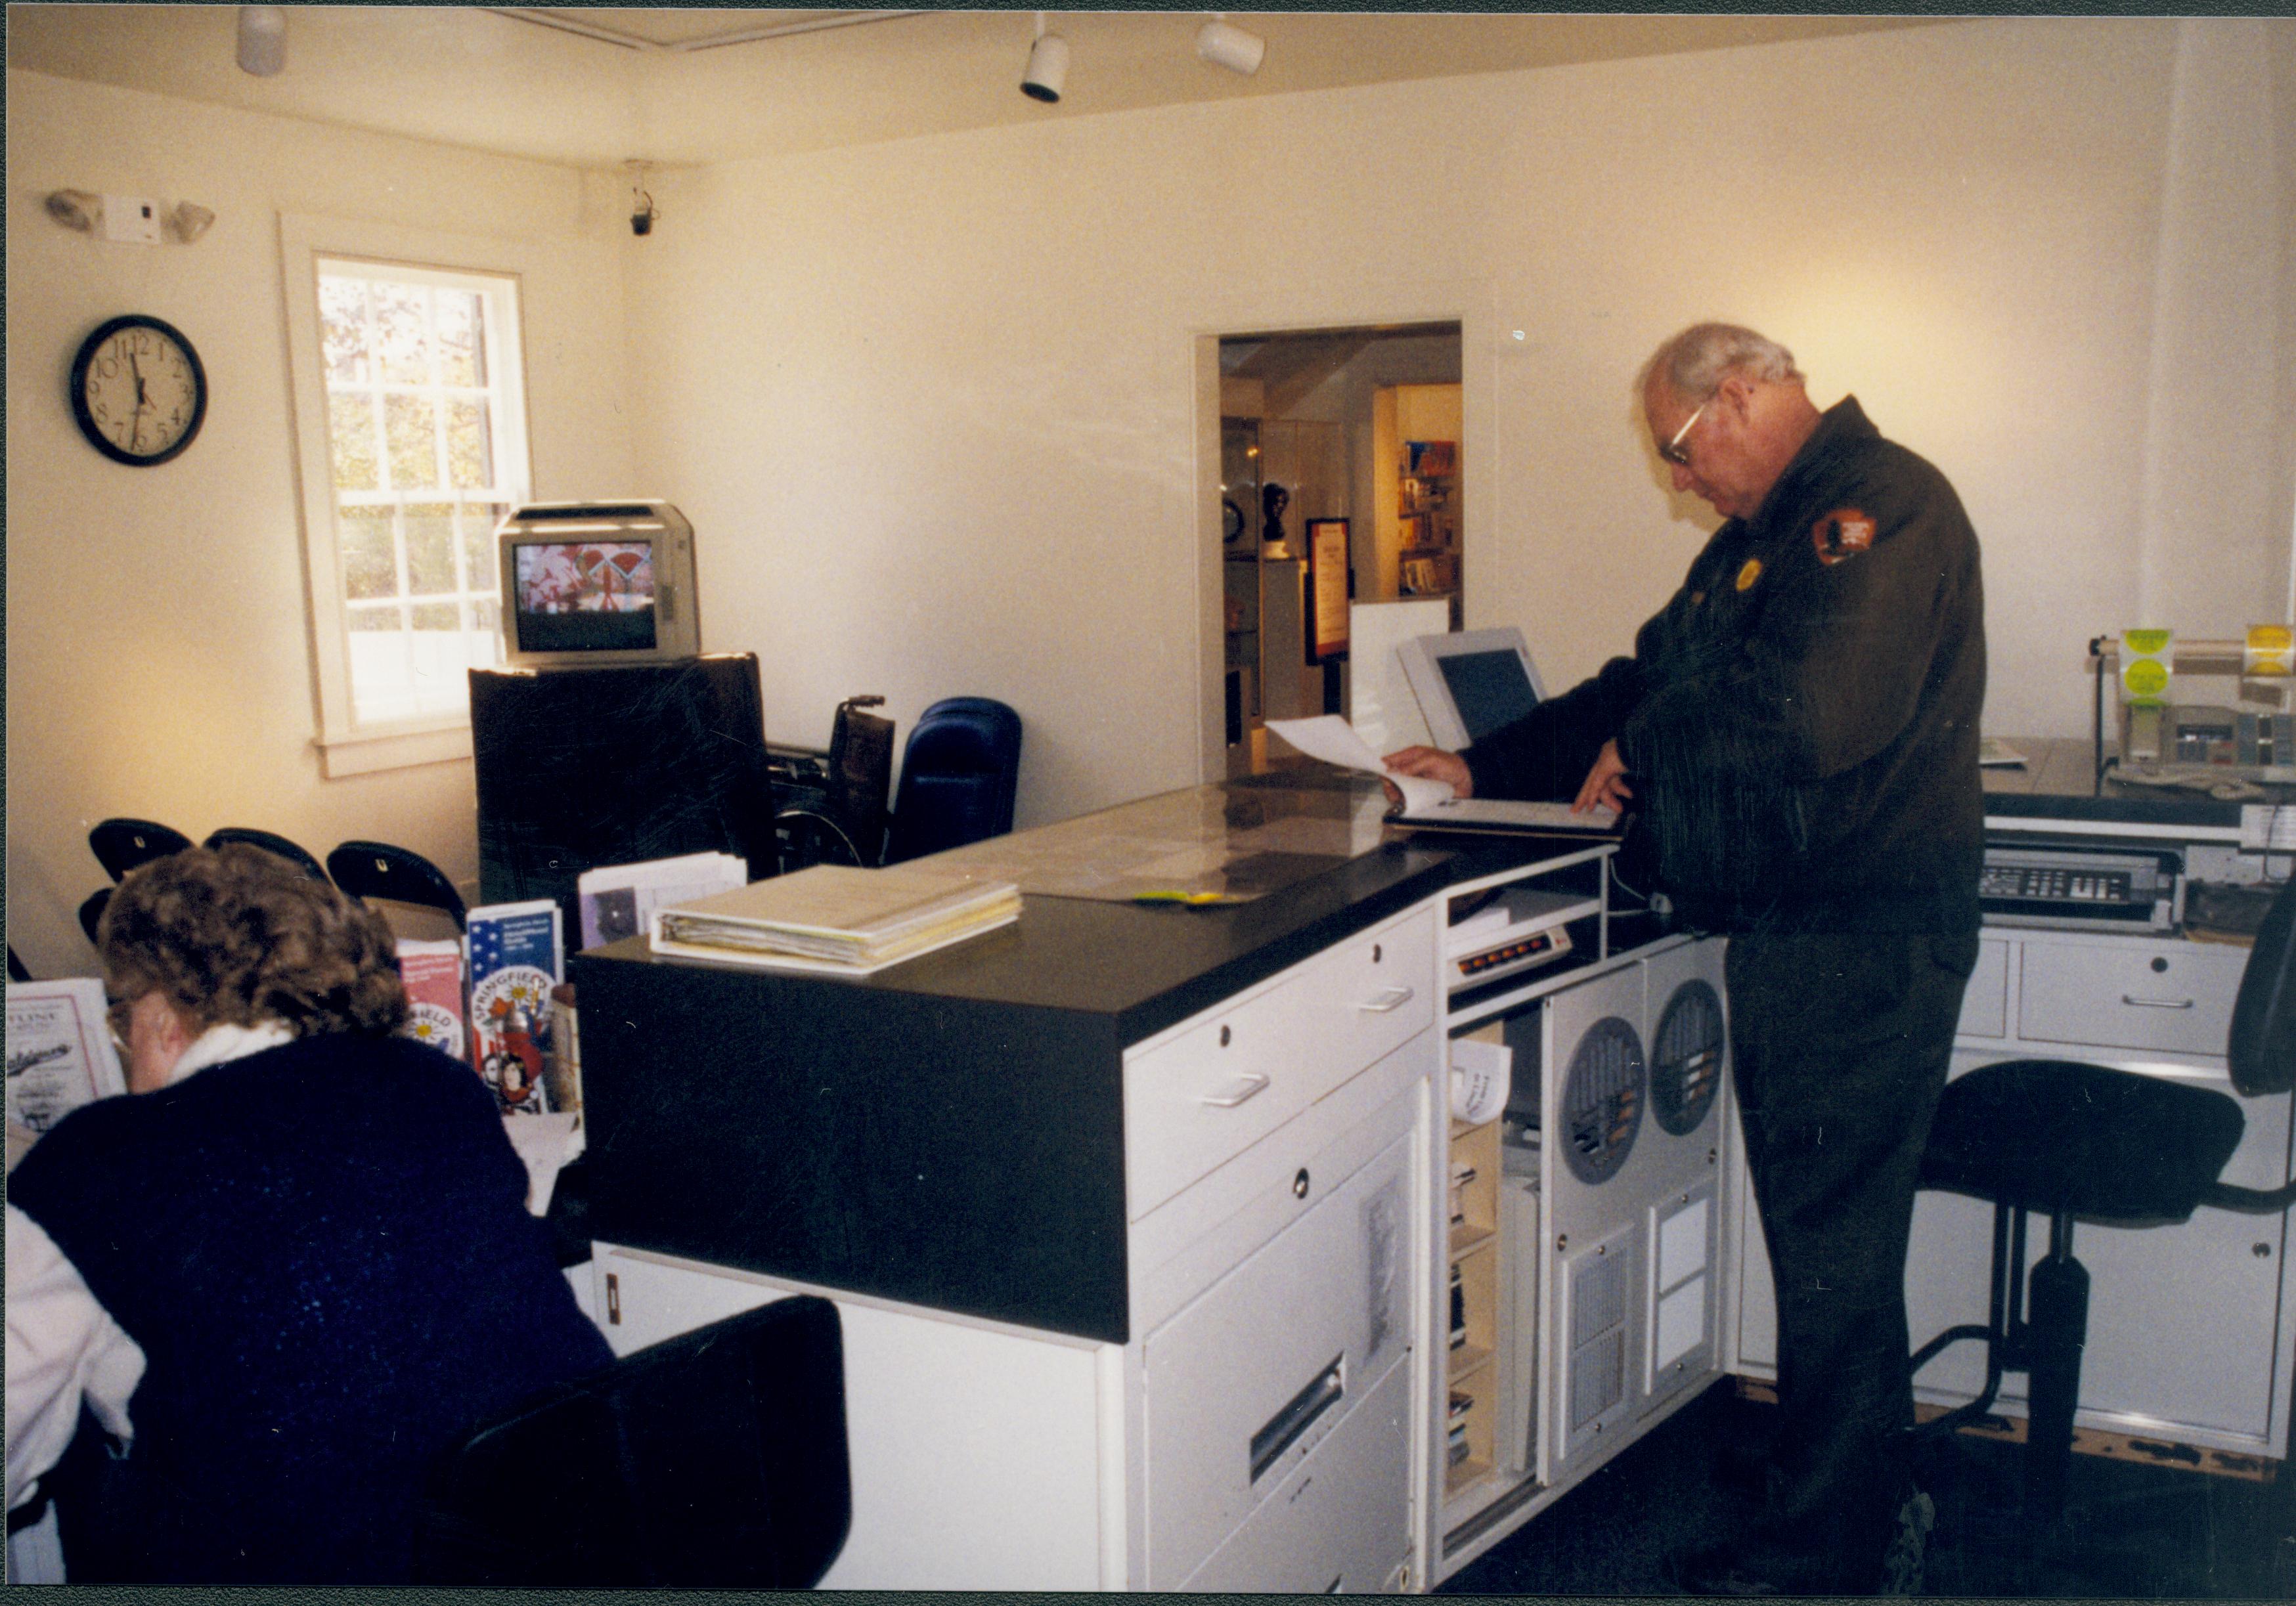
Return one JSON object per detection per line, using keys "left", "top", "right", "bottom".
{"left": 70, "top": 315, "right": 208, "bottom": 466}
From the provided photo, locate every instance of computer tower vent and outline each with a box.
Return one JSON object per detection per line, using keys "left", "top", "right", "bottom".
{"left": 1650, "top": 979, "right": 1725, "bottom": 1137}
{"left": 1567, "top": 1249, "right": 1629, "bottom": 1431}
{"left": 1560, "top": 1016, "right": 1645, "bottom": 1184}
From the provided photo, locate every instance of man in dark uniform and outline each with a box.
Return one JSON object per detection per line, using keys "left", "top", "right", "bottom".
{"left": 1390, "top": 322, "right": 1985, "bottom": 1594}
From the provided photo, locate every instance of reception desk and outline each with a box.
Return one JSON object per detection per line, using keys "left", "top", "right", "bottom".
{"left": 573, "top": 776, "right": 1717, "bottom": 1589}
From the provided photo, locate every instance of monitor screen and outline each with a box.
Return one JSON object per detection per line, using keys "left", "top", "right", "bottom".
{"left": 1396, "top": 627, "right": 1549, "bottom": 751}
{"left": 510, "top": 540, "right": 659, "bottom": 655}
{"left": 1437, "top": 649, "right": 1540, "bottom": 742}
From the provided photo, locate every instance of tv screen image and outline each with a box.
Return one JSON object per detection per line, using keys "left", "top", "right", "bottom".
{"left": 493, "top": 502, "right": 698, "bottom": 666}
{"left": 512, "top": 540, "right": 659, "bottom": 654}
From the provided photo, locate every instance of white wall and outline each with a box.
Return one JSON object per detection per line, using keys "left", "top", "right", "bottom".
{"left": 10, "top": 18, "right": 2293, "bottom": 974}
{"left": 625, "top": 17, "right": 2293, "bottom": 825}
{"left": 5, "top": 70, "right": 636, "bottom": 976}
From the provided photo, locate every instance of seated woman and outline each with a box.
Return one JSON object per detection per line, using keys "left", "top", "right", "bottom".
{"left": 5, "top": 844, "right": 612, "bottom": 1584}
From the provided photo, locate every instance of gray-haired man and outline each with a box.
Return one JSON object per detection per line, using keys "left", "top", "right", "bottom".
{"left": 1392, "top": 323, "right": 1985, "bottom": 1593}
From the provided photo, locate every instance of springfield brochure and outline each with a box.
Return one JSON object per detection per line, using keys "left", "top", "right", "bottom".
{"left": 466, "top": 898, "right": 563, "bottom": 1116}
{"left": 652, "top": 863, "right": 1021, "bottom": 975}
{"left": 7, "top": 979, "right": 127, "bottom": 1168}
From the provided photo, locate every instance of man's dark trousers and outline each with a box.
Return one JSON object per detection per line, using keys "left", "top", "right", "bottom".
{"left": 1725, "top": 927, "right": 1976, "bottom": 1585}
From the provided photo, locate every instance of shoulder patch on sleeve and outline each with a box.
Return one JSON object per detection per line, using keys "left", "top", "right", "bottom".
{"left": 1812, "top": 508, "right": 1876, "bottom": 567}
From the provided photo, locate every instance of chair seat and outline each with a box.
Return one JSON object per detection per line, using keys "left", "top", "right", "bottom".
{"left": 1921, "top": 1059, "right": 2244, "bottom": 1225}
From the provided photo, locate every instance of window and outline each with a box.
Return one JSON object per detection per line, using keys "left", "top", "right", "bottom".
{"left": 282, "top": 217, "right": 534, "bottom": 775}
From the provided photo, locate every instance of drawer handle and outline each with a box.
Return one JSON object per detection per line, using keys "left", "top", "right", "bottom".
{"left": 1198, "top": 1073, "right": 1271, "bottom": 1108}
{"left": 1357, "top": 985, "right": 1416, "bottom": 1014}
{"left": 2120, "top": 994, "right": 2196, "bottom": 1010}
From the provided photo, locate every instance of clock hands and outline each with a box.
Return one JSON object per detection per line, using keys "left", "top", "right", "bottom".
{"left": 127, "top": 350, "right": 151, "bottom": 452}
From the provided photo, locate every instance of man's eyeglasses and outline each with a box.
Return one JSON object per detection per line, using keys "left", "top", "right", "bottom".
{"left": 1658, "top": 400, "right": 1708, "bottom": 467}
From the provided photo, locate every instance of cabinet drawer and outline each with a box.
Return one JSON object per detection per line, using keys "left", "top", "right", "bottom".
{"left": 1956, "top": 938, "right": 2009, "bottom": 1038}
{"left": 1141, "top": 1130, "right": 1413, "bottom": 1586}
{"left": 2017, "top": 940, "right": 2245, "bottom": 1057}
{"left": 1182, "top": 1355, "right": 1413, "bottom": 1592}
{"left": 1126, "top": 906, "right": 1433, "bottom": 1217}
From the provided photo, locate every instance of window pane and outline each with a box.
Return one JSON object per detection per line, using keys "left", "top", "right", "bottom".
{"left": 319, "top": 277, "right": 370, "bottom": 384}
{"left": 460, "top": 505, "right": 502, "bottom": 592}
{"left": 339, "top": 508, "right": 399, "bottom": 600}
{"left": 373, "top": 282, "right": 431, "bottom": 385}
{"left": 347, "top": 603, "right": 403, "bottom": 631}
{"left": 447, "top": 400, "right": 493, "bottom": 490}
{"left": 328, "top": 393, "right": 380, "bottom": 491}
{"left": 470, "top": 597, "right": 500, "bottom": 633}
{"left": 405, "top": 504, "right": 456, "bottom": 595}
{"left": 384, "top": 395, "right": 439, "bottom": 490}
{"left": 410, "top": 602, "right": 460, "bottom": 632}
{"left": 435, "top": 291, "right": 487, "bottom": 387}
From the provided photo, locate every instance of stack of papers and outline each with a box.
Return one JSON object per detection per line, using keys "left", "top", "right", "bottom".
{"left": 651, "top": 863, "right": 1021, "bottom": 974}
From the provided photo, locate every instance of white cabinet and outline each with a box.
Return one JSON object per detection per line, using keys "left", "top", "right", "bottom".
{"left": 592, "top": 898, "right": 1441, "bottom": 1592}
{"left": 1731, "top": 922, "right": 2296, "bottom": 1460}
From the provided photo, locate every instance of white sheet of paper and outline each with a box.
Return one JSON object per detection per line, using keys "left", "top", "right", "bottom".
{"left": 1265, "top": 715, "right": 1457, "bottom": 814}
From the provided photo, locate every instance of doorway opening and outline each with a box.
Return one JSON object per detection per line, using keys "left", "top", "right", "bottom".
{"left": 1214, "top": 322, "right": 1463, "bottom": 777}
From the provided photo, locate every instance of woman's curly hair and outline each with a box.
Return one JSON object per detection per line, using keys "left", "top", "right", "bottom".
{"left": 99, "top": 844, "right": 408, "bottom": 1038}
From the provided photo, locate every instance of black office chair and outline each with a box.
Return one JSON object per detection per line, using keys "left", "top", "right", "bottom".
{"left": 87, "top": 818, "right": 192, "bottom": 882}
{"left": 328, "top": 840, "right": 469, "bottom": 930}
{"left": 776, "top": 695, "right": 896, "bottom": 871}
{"left": 881, "top": 697, "right": 1023, "bottom": 866}
{"left": 77, "top": 890, "right": 114, "bottom": 947}
{"left": 416, "top": 1294, "right": 850, "bottom": 1587}
{"left": 1910, "top": 874, "right": 2296, "bottom": 1525}
{"left": 204, "top": 827, "right": 331, "bottom": 883}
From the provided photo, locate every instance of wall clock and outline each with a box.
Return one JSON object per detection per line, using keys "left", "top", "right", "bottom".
{"left": 70, "top": 315, "right": 208, "bottom": 467}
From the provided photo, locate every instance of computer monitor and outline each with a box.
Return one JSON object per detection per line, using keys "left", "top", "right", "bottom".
{"left": 1396, "top": 627, "right": 1547, "bottom": 750}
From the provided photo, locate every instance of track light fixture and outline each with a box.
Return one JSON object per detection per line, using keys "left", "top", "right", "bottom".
{"left": 236, "top": 5, "right": 286, "bottom": 76}
{"left": 1196, "top": 15, "right": 1264, "bottom": 76}
{"left": 1021, "top": 12, "right": 1068, "bottom": 104}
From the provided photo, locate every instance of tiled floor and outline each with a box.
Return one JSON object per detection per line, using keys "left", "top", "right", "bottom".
{"left": 1438, "top": 1383, "right": 2295, "bottom": 1597}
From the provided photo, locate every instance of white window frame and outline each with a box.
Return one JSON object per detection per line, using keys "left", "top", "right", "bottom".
{"left": 281, "top": 213, "right": 536, "bottom": 777}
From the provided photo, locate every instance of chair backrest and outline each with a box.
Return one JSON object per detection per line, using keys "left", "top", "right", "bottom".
{"left": 883, "top": 697, "right": 1023, "bottom": 866}
{"left": 327, "top": 840, "right": 469, "bottom": 929}
{"left": 826, "top": 695, "right": 896, "bottom": 865}
{"left": 2229, "top": 873, "right": 2296, "bottom": 1097}
{"left": 204, "top": 827, "right": 330, "bottom": 884}
{"left": 77, "top": 889, "right": 113, "bottom": 947}
{"left": 416, "top": 1294, "right": 849, "bottom": 1588}
{"left": 87, "top": 818, "right": 192, "bottom": 883}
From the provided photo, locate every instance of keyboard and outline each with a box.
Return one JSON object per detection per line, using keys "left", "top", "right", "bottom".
{"left": 1398, "top": 796, "right": 1620, "bottom": 833}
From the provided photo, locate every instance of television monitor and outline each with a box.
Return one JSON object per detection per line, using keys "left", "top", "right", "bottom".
{"left": 1396, "top": 626, "right": 1548, "bottom": 750}
{"left": 496, "top": 500, "right": 699, "bottom": 668}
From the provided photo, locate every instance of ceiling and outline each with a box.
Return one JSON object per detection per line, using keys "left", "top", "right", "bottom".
{"left": 6, "top": 6, "right": 1944, "bottom": 173}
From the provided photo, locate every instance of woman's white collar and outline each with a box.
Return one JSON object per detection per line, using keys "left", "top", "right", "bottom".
{"left": 166, "top": 1020, "right": 296, "bottom": 1085}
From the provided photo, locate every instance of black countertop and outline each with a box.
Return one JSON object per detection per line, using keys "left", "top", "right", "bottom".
{"left": 570, "top": 778, "right": 1622, "bottom": 1340}
{"left": 1985, "top": 735, "right": 2287, "bottom": 833}
{"left": 576, "top": 777, "right": 1600, "bottom": 1049}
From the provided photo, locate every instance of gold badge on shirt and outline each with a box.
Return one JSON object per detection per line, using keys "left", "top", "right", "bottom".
{"left": 1812, "top": 508, "right": 1877, "bottom": 567}
{"left": 1734, "top": 559, "right": 1762, "bottom": 592}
